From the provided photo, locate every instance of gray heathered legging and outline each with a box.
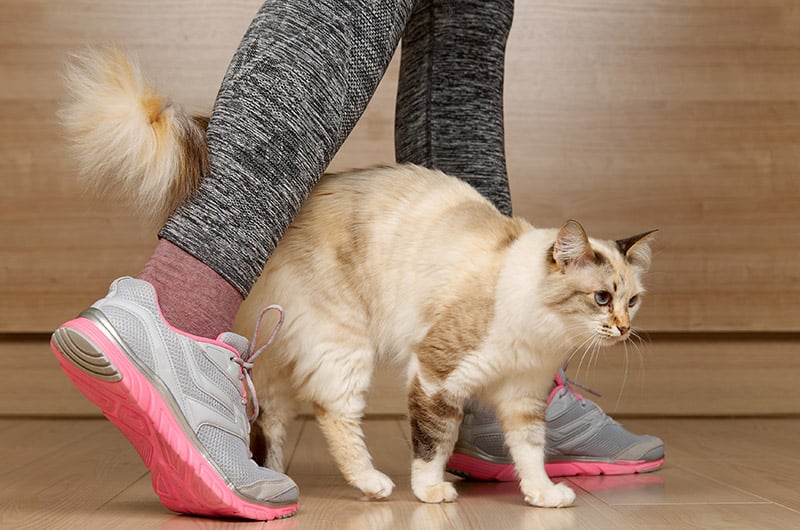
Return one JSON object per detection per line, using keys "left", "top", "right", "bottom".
{"left": 396, "top": 0, "right": 513, "bottom": 217}
{"left": 160, "top": 0, "right": 514, "bottom": 297}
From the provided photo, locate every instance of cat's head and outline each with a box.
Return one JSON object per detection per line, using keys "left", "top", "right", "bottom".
{"left": 544, "top": 220, "right": 656, "bottom": 345}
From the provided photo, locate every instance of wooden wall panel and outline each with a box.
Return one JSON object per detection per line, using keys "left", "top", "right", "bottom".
{"left": 5, "top": 335, "right": 799, "bottom": 417}
{"left": 503, "top": 1, "right": 800, "bottom": 331}
{"left": 2, "top": 1, "right": 799, "bottom": 339}
{"left": 1, "top": 337, "right": 99, "bottom": 416}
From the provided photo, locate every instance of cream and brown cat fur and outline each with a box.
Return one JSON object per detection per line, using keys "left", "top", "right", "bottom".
{"left": 62, "top": 49, "right": 656, "bottom": 508}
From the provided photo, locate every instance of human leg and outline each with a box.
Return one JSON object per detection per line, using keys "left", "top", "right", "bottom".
{"left": 395, "top": 0, "right": 513, "bottom": 216}
{"left": 148, "top": 0, "right": 416, "bottom": 338}
{"left": 161, "top": 0, "right": 417, "bottom": 303}
{"left": 52, "top": 0, "right": 417, "bottom": 519}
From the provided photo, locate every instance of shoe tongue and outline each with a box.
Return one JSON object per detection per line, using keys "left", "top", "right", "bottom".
{"left": 217, "top": 332, "right": 250, "bottom": 357}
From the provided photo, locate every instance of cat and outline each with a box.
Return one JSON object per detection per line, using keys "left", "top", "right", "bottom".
{"left": 61, "top": 48, "right": 656, "bottom": 508}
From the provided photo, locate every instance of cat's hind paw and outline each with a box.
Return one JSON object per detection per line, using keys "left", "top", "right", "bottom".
{"left": 523, "top": 481, "right": 575, "bottom": 508}
{"left": 353, "top": 469, "right": 395, "bottom": 500}
{"left": 412, "top": 481, "right": 458, "bottom": 504}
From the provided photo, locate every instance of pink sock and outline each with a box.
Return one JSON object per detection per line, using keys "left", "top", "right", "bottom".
{"left": 139, "top": 239, "right": 243, "bottom": 339}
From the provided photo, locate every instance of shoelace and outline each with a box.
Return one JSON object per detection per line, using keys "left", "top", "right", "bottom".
{"left": 558, "top": 371, "right": 603, "bottom": 404}
{"left": 232, "top": 304, "right": 285, "bottom": 423}
{"left": 560, "top": 375, "right": 620, "bottom": 430}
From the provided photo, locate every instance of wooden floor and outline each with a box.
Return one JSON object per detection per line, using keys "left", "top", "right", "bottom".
{"left": 2, "top": 417, "right": 800, "bottom": 529}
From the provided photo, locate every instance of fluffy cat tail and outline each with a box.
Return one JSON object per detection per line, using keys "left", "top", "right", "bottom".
{"left": 60, "top": 47, "right": 208, "bottom": 223}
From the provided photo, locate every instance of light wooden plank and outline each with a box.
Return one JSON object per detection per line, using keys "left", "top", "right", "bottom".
{"left": 0, "top": 421, "right": 147, "bottom": 529}
{"left": 289, "top": 473, "right": 630, "bottom": 530}
{"left": 91, "top": 475, "right": 273, "bottom": 530}
{"left": 287, "top": 475, "right": 454, "bottom": 530}
{"left": 615, "top": 504, "right": 800, "bottom": 530}
{"left": 451, "top": 478, "right": 635, "bottom": 530}
{"left": 0, "top": 418, "right": 107, "bottom": 467}
{"left": 572, "top": 466, "right": 764, "bottom": 506}
{"left": 3, "top": 418, "right": 800, "bottom": 528}
{"left": 687, "top": 458, "right": 800, "bottom": 514}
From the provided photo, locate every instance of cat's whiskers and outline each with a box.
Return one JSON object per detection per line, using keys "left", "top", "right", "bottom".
{"left": 629, "top": 328, "right": 649, "bottom": 349}
{"left": 556, "top": 323, "right": 594, "bottom": 359}
{"left": 615, "top": 339, "right": 630, "bottom": 411}
{"left": 588, "top": 335, "right": 605, "bottom": 385}
{"left": 572, "top": 333, "right": 603, "bottom": 383}
{"left": 627, "top": 328, "right": 648, "bottom": 397}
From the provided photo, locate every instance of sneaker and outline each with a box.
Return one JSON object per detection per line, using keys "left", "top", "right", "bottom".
{"left": 446, "top": 370, "right": 665, "bottom": 480}
{"left": 50, "top": 277, "right": 299, "bottom": 520}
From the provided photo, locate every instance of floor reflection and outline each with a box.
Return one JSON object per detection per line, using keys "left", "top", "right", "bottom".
{"left": 569, "top": 471, "right": 666, "bottom": 493}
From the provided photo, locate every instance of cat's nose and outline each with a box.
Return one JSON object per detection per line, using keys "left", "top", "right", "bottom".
{"left": 617, "top": 325, "right": 630, "bottom": 336}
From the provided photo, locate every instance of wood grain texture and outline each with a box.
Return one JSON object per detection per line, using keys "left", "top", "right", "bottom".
{"left": 5, "top": 333, "right": 800, "bottom": 417}
{"left": 503, "top": 1, "right": 800, "bottom": 332}
{"left": 0, "top": 336, "right": 100, "bottom": 416}
{"left": 4, "top": 417, "right": 800, "bottom": 528}
{"left": 0, "top": 418, "right": 149, "bottom": 529}
{"left": 1, "top": 1, "right": 799, "bottom": 334}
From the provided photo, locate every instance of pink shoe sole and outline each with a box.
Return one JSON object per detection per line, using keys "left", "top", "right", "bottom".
{"left": 447, "top": 452, "right": 664, "bottom": 482}
{"left": 546, "top": 457, "right": 664, "bottom": 477}
{"left": 51, "top": 317, "right": 298, "bottom": 521}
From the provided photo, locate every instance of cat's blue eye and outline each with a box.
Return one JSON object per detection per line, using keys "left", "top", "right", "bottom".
{"left": 594, "top": 291, "right": 612, "bottom": 306}
{"left": 628, "top": 295, "right": 639, "bottom": 308}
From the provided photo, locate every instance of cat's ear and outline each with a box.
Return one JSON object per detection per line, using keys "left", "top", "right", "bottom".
{"left": 553, "top": 220, "right": 596, "bottom": 270}
{"left": 616, "top": 229, "right": 658, "bottom": 270}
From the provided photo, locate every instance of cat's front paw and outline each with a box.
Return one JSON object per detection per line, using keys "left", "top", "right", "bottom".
{"left": 522, "top": 481, "right": 575, "bottom": 508}
{"left": 412, "top": 481, "right": 458, "bottom": 504}
{"left": 353, "top": 469, "right": 395, "bottom": 500}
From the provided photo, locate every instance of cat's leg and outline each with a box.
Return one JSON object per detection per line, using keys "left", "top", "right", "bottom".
{"left": 493, "top": 392, "right": 576, "bottom": 508}
{"left": 312, "top": 349, "right": 394, "bottom": 500}
{"left": 249, "top": 362, "right": 298, "bottom": 472}
{"left": 408, "top": 375, "right": 463, "bottom": 503}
